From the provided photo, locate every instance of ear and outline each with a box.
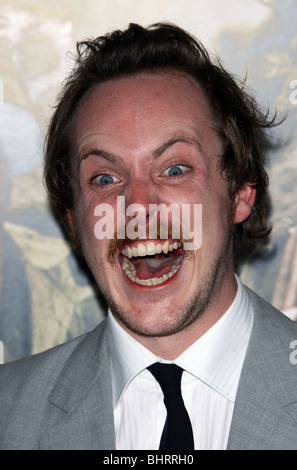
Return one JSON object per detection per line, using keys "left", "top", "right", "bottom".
{"left": 233, "top": 184, "right": 256, "bottom": 224}
{"left": 66, "top": 208, "right": 75, "bottom": 233}
{"left": 66, "top": 208, "right": 81, "bottom": 253}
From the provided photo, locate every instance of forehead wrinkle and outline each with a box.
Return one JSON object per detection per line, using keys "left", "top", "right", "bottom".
{"left": 150, "top": 133, "right": 206, "bottom": 162}
{"left": 77, "top": 133, "right": 207, "bottom": 171}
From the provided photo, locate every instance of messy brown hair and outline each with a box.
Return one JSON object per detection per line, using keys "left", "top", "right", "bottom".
{"left": 44, "top": 22, "right": 278, "bottom": 257}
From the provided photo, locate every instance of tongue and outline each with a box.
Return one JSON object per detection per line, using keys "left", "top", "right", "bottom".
{"left": 132, "top": 256, "right": 177, "bottom": 280}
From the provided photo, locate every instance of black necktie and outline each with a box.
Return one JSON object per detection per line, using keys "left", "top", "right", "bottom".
{"left": 148, "top": 362, "right": 194, "bottom": 450}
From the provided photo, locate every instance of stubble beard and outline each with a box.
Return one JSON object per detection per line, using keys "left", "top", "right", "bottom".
{"left": 101, "top": 228, "right": 233, "bottom": 339}
{"left": 74, "top": 198, "right": 235, "bottom": 339}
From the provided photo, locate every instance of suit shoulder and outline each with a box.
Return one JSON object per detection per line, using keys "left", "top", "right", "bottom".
{"left": 246, "top": 286, "right": 297, "bottom": 334}
{"left": 0, "top": 321, "right": 107, "bottom": 449}
{"left": 0, "top": 320, "right": 107, "bottom": 385}
{"left": 0, "top": 337, "right": 83, "bottom": 405}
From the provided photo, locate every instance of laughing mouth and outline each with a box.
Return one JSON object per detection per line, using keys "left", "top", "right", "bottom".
{"left": 120, "top": 240, "right": 184, "bottom": 286}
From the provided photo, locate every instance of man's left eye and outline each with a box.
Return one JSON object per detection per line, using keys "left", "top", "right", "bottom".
{"left": 163, "top": 165, "right": 189, "bottom": 177}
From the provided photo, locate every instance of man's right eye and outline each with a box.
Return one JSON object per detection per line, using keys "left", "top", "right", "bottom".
{"left": 93, "top": 174, "right": 120, "bottom": 185}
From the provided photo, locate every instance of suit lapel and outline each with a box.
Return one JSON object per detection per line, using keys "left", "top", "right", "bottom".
{"left": 228, "top": 357, "right": 297, "bottom": 449}
{"left": 228, "top": 289, "right": 297, "bottom": 450}
{"left": 39, "top": 321, "right": 116, "bottom": 450}
{"left": 37, "top": 288, "right": 297, "bottom": 449}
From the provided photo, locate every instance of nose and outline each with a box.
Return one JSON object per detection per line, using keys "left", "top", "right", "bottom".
{"left": 122, "top": 179, "right": 162, "bottom": 236}
{"left": 125, "top": 179, "right": 161, "bottom": 214}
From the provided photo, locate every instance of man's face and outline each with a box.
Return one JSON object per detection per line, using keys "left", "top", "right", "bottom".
{"left": 70, "top": 72, "right": 238, "bottom": 343}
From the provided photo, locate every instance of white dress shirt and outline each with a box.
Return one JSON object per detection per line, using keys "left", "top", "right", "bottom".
{"left": 106, "top": 275, "right": 254, "bottom": 450}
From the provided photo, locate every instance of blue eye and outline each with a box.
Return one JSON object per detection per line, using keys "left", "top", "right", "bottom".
{"left": 164, "top": 165, "right": 188, "bottom": 177}
{"left": 95, "top": 174, "right": 119, "bottom": 185}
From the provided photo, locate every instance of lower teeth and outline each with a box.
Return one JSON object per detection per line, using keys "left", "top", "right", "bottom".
{"left": 122, "top": 255, "right": 183, "bottom": 286}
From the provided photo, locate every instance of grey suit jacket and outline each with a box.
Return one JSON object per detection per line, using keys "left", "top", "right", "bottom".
{"left": 1, "top": 287, "right": 297, "bottom": 450}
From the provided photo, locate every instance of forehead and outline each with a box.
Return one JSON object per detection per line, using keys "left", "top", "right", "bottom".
{"left": 72, "top": 71, "right": 220, "bottom": 157}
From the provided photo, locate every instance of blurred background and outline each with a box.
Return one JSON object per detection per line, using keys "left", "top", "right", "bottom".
{"left": 0, "top": 0, "right": 297, "bottom": 363}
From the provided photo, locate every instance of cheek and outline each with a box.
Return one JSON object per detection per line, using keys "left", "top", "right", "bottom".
{"left": 161, "top": 184, "right": 201, "bottom": 205}
{"left": 74, "top": 197, "right": 99, "bottom": 254}
{"left": 188, "top": 180, "right": 231, "bottom": 242}
{"left": 76, "top": 197, "right": 118, "bottom": 263}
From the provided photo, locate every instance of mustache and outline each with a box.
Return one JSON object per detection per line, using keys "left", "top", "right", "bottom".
{"left": 107, "top": 222, "right": 193, "bottom": 264}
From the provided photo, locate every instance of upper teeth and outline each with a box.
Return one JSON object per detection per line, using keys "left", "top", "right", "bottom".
{"left": 121, "top": 240, "right": 181, "bottom": 258}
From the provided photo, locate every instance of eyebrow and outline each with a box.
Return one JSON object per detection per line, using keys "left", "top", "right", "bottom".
{"left": 151, "top": 134, "right": 204, "bottom": 160}
{"left": 79, "top": 148, "right": 118, "bottom": 165}
{"left": 78, "top": 134, "right": 204, "bottom": 167}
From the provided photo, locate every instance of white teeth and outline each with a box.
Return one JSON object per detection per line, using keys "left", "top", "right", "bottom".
{"left": 121, "top": 254, "right": 184, "bottom": 286}
{"left": 132, "top": 246, "right": 138, "bottom": 257}
{"left": 121, "top": 240, "right": 182, "bottom": 258}
{"left": 121, "top": 240, "right": 183, "bottom": 286}
{"left": 146, "top": 241, "right": 156, "bottom": 255}
{"left": 162, "top": 240, "right": 169, "bottom": 254}
{"left": 137, "top": 243, "right": 146, "bottom": 257}
{"left": 122, "top": 260, "right": 136, "bottom": 275}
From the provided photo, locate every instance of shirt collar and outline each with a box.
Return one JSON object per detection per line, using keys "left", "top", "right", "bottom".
{"left": 107, "top": 310, "right": 159, "bottom": 407}
{"left": 175, "top": 276, "right": 254, "bottom": 401}
{"left": 106, "top": 275, "right": 254, "bottom": 406}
